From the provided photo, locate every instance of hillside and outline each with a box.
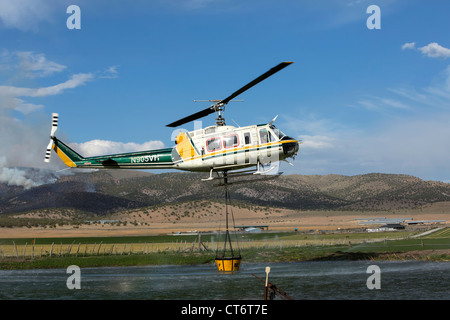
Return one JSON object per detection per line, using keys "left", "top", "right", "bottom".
{"left": 1, "top": 169, "right": 450, "bottom": 217}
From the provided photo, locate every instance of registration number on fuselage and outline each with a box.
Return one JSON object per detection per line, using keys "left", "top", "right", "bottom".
{"left": 130, "top": 155, "right": 160, "bottom": 163}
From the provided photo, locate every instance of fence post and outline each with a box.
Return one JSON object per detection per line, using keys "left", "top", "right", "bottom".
{"left": 23, "top": 242, "right": 27, "bottom": 258}
{"left": 97, "top": 241, "right": 102, "bottom": 255}
{"left": 67, "top": 241, "right": 75, "bottom": 256}
{"left": 12, "top": 241, "right": 18, "bottom": 258}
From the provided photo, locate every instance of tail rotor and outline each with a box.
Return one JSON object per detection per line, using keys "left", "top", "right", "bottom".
{"left": 44, "top": 113, "right": 59, "bottom": 163}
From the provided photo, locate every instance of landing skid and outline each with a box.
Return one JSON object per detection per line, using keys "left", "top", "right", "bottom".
{"left": 202, "top": 163, "right": 282, "bottom": 185}
{"left": 254, "top": 161, "right": 276, "bottom": 175}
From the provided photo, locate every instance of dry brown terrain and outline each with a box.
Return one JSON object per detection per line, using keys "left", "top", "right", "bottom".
{"left": 0, "top": 201, "right": 448, "bottom": 239}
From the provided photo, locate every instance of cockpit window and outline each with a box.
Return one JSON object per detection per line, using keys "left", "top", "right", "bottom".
{"left": 270, "top": 125, "right": 286, "bottom": 140}
{"left": 259, "top": 128, "right": 273, "bottom": 144}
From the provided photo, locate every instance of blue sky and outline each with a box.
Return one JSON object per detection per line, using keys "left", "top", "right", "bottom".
{"left": 1, "top": 0, "right": 450, "bottom": 182}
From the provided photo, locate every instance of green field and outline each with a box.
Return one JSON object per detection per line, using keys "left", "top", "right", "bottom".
{"left": 0, "top": 229, "right": 419, "bottom": 245}
{"left": 0, "top": 227, "right": 448, "bottom": 269}
{"left": 421, "top": 227, "right": 450, "bottom": 239}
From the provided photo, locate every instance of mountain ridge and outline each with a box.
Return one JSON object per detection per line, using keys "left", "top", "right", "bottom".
{"left": 1, "top": 169, "right": 450, "bottom": 217}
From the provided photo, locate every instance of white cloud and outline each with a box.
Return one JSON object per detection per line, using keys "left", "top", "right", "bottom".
{"left": 0, "top": 51, "right": 91, "bottom": 114}
{"left": 418, "top": 42, "right": 450, "bottom": 59}
{"left": 300, "top": 135, "right": 335, "bottom": 150}
{"left": 354, "top": 96, "right": 411, "bottom": 115}
{"left": 418, "top": 42, "right": 450, "bottom": 58}
{"left": 99, "top": 65, "right": 119, "bottom": 79}
{"left": 290, "top": 114, "right": 450, "bottom": 181}
{"left": 402, "top": 41, "right": 450, "bottom": 59}
{"left": 356, "top": 63, "right": 450, "bottom": 115}
{"left": 401, "top": 42, "right": 415, "bottom": 50}
{"left": 0, "top": 73, "right": 94, "bottom": 98}
{"left": 0, "top": 50, "right": 67, "bottom": 78}
{"left": 0, "top": 0, "right": 54, "bottom": 31}
{"left": 13, "top": 98, "right": 44, "bottom": 114}
{"left": 16, "top": 51, "right": 67, "bottom": 78}
{"left": 357, "top": 115, "right": 450, "bottom": 179}
{"left": 69, "top": 140, "right": 166, "bottom": 157}
{"left": 0, "top": 51, "right": 118, "bottom": 114}
{"left": 388, "top": 64, "right": 450, "bottom": 110}
{"left": 0, "top": 73, "right": 94, "bottom": 114}
{"left": 379, "top": 98, "right": 411, "bottom": 110}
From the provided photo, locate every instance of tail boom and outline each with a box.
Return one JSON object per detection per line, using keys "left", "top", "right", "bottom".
{"left": 45, "top": 113, "right": 176, "bottom": 170}
{"left": 51, "top": 137, "right": 175, "bottom": 169}
{"left": 78, "top": 147, "right": 175, "bottom": 169}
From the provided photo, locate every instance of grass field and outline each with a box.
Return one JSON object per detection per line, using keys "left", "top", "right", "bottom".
{"left": 0, "top": 228, "right": 421, "bottom": 246}
{"left": 421, "top": 227, "right": 450, "bottom": 239}
{"left": 0, "top": 227, "right": 448, "bottom": 269}
{"left": 0, "top": 230, "right": 420, "bottom": 257}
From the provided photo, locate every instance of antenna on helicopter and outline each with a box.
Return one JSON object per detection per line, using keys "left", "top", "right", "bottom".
{"left": 166, "top": 62, "right": 293, "bottom": 128}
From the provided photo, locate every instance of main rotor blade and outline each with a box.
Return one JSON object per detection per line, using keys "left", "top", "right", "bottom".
{"left": 166, "top": 107, "right": 215, "bottom": 128}
{"left": 219, "top": 61, "right": 293, "bottom": 105}
{"left": 166, "top": 61, "right": 293, "bottom": 127}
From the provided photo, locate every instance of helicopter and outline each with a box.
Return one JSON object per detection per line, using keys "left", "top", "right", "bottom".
{"left": 44, "top": 62, "right": 299, "bottom": 182}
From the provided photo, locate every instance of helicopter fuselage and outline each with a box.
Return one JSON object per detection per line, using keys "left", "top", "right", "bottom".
{"left": 51, "top": 122, "right": 299, "bottom": 173}
{"left": 173, "top": 123, "right": 299, "bottom": 172}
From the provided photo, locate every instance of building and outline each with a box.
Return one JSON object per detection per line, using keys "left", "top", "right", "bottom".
{"left": 367, "top": 223, "right": 405, "bottom": 232}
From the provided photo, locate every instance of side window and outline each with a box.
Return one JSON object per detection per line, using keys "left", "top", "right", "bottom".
{"left": 223, "top": 134, "right": 239, "bottom": 148}
{"left": 259, "top": 128, "right": 272, "bottom": 144}
{"left": 244, "top": 132, "right": 251, "bottom": 145}
{"left": 206, "top": 137, "right": 222, "bottom": 152}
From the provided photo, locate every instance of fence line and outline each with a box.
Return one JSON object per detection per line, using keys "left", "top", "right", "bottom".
{"left": 1, "top": 236, "right": 444, "bottom": 259}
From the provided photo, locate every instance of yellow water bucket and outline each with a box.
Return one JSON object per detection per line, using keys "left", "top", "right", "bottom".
{"left": 215, "top": 257, "right": 242, "bottom": 272}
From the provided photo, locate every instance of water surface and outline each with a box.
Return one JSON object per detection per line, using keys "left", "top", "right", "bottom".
{"left": 0, "top": 261, "right": 448, "bottom": 300}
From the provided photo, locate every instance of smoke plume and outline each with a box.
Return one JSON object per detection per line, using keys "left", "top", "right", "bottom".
{"left": 0, "top": 111, "right": 64, "bottom": 189}
{"left": 0, "top": 156, "right": 40, "bottom": 189}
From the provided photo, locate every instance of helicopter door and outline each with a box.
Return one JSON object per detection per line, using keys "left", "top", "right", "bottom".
{"left": 223, "top": 133, "right": 240, "bottom": 166}
{"left": 259, "top": 128, "right": 273, "bottom": 158}
{"left": 243, "top": 132, "right": 252, "bottom": 164}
